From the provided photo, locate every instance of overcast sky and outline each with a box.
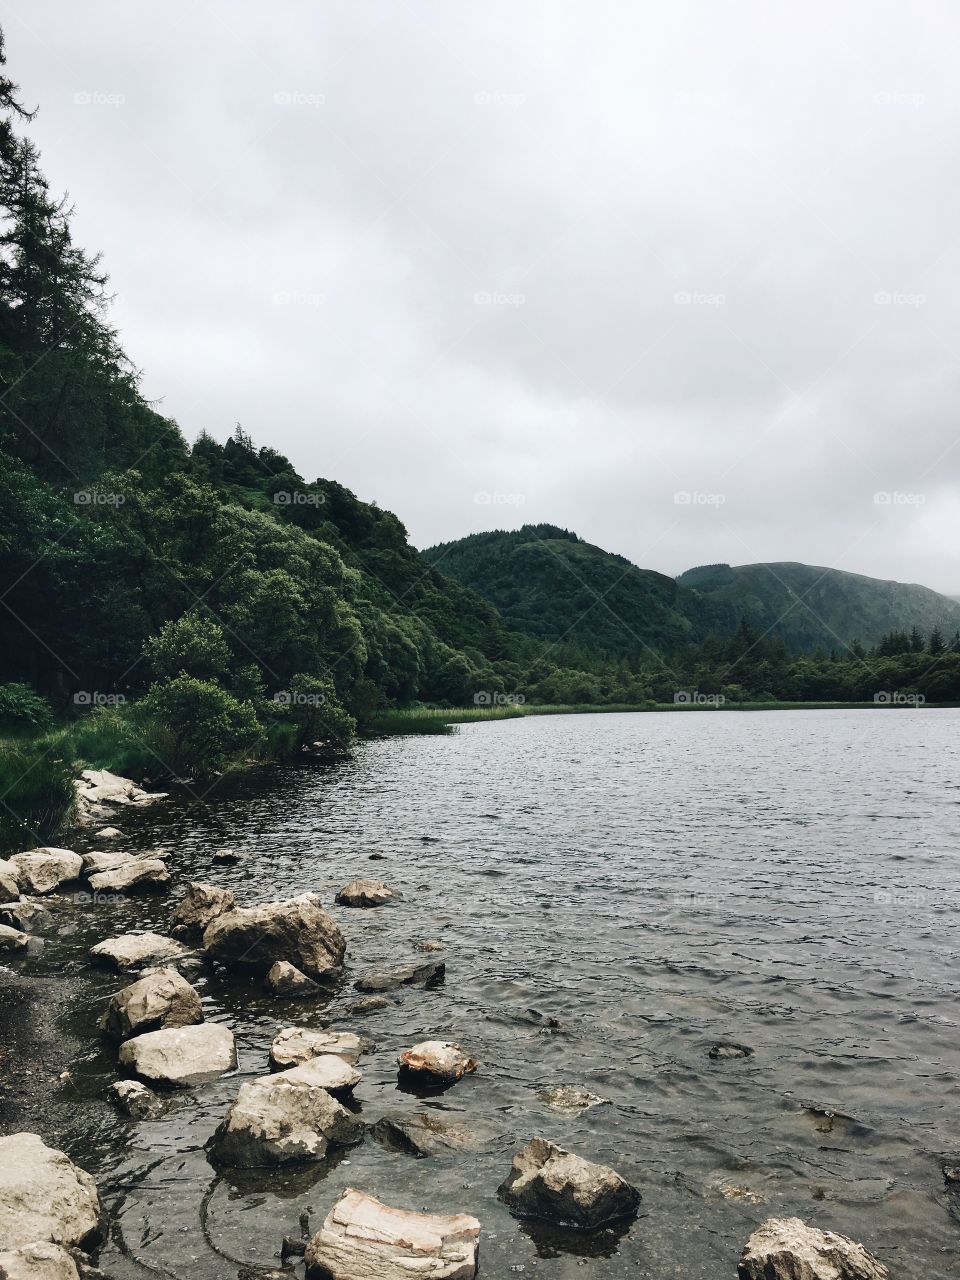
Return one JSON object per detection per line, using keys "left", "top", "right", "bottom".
{"left": 4, "top": 1, "right": 960, "bottom": 590}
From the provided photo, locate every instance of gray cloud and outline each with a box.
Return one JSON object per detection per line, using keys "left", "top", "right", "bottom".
{"left": 6, "top": 0, "right": 960, "bottom": 589}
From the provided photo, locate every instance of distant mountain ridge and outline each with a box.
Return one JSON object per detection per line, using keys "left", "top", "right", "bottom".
{"left": 423, "top": 527, "right": 960, "bottom": 654}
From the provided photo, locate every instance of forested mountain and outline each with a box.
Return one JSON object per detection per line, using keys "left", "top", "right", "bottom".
{"left": 677, "top": 562, "right": 960, "bottom": 651}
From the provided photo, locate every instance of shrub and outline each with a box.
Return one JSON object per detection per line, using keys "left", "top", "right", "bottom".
{"left": 0, "top": 682, "right": 53, "bottom": 733}
{"left": 0, "top": 743, "right": 76, "bottom": 852}
{"left": 142, "top": 614, "right": 232, "bottom": 682}
{"left": 268, "top": 673, "right": 356, "bottom": 753}
{"left": 137, "top": 676, "right": 261, "bottom": 777}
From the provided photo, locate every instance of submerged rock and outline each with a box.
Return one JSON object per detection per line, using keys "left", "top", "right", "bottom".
{"left": 85, "top": 855, "right": 170, "bottom": 895}
{"left": 0, "top": 1242, "right": 80, "bottom": 1280}
{"left": 0, "top": 858, "right": 21, "bottom": 901}
{"left": 203, "top": 893, "right": 345, "bottom": 981}
{"left": 119, "top": 1023, "right": 236, "bottom": 1088}
{"left": 211, "top": 848, "right": 243, "bottom": 864}
{"left": 538, "top": 1085, "right": 610, "bottom": 1112}
{"left": 335, "top": 879, "right": 400, "bottom": 908}
{"left": 397, "top": 1041, "right": 477, "bottom": 1089}
{"left": 269, "top": 1027, "right": 367, "bottom": 1070}
{"left": 738, "top": 1217, "right": 888, "bottom": 1280}
{"left": 101, "top": 967, "right": 203, "bottom": 1041}
{"left": 371, "top": 1113, "right": 475, "bottom": 1158}
{"left": 9, "top": 850, "right": 82, "bottom": 896}
{"left": 265, "top": 961, "right": 320, "bottom": 997}
{"left": 347, "top": 995, "right": 394, "bottom": 1015}
{"left": 303, "top": 1187, "right": 480, "bottom": 1280}
{"left": 108, "top": 1080, "right": 164, "bottom": 1119}
{"left": 0, "top": 923, "right": 29, "bottom": 952}
{"left": 209, "top": 1059, "right": 363, "bottom": 1167}
{"left": 0, "top": 1133, "right": 100, "bottom": 1250}
{"left": 709, "top": 1042, "right": 753, "bottom": 1060}
{"left": 354, "top": 959, "right": 444, "bottom": 993}
{"left": 497, "top": 1137, "right": 640, "bottom": 1230}
{"left": 169, "top": 882, "right": 235, "bottom": 941}
{"left": 89, "top": 932, "right": 189, "bottom": 973}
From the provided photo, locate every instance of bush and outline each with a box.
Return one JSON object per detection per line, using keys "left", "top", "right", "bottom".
{"left": 137, "top": 676, "right": 261, "bottom": 777}
{"left": 48, "top": 707, "right": 157, "bottom": 778}
{"left": 268, "top": 673, "right": 356, "bottom": 753}
{"left": 0, "top": 743, "right": 76, "bottom": 852}
{"left": 142, "top": 614, "right": 232, "bottom": 682}
{"left": 0, "top": 682, "right": 52, "bottom": 733}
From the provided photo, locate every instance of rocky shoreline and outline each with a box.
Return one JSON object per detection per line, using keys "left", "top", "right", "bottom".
{"left": 0, "top": 771, "right": 893, "bottom": 1279}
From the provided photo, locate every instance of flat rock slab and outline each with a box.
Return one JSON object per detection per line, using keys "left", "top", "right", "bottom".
{"left": 170, "top": 882, "right": 235, "bottom": 940}
{"left": 203, "top": 893, "right": 345, "bottom": 981}
{"left": 209, "top": 1060, "right": 363, "bottom": 1167}
{"left": 738, "top": 1217, "right": 889, "bottom": 1280}
{"left": 0, "top": 1133, "right": 100, "bottom": 1250}
{"left": 398, "top": 1041, "right": 477, "bottom": 1089}
{"left": 538, "top": 1085, "right": 610, "bottom": 1112}
{"left": 89, "top": 932, "right": 189, "bottom": 973}
{"left": 335, "top": 879, "right": 400, "bottom": 908}
{"left": 265, "top": 961, "right": 320, "bottom": 997}
{"left": 9, "top": 850, "right": 82, "bottom": 895}
{"left": 86, "top": 857, "right": 170, "bottom": 894}
{"left": 119, "top": 1023, "right": 236, "bottom": 1088}
{"left": 101, "top": 967, "right": 203, "bottom": 1041}
{"left": 0, "top": 1242, "right": 80, "bottom": 1280}
{"left": 498, "top": 1137, "right": 640, "bottom": 1230}
{"left": 269, "top": 1027, "right": 366, "bottom": 1070}
{"left": 0, "top": 923, "right": 29, "bottom": 952}
{"left": 371, "top": 1113, "right": 477, "bottom": 1158}
{"left": 354, "top": 959, "right": 444, "bottom": 993}
{"left": 304, "top": 1187, "right": 480, "bottom": 1280}
{"left": 76, "top": 769, "right": 166, "bottom": 809}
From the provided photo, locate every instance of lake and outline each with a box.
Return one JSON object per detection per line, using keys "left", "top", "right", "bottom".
{"left": 8, "top": 707, "right": 960, "bottom": 1278}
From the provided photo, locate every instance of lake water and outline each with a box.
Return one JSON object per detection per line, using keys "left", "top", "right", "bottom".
{"left": 8, "top": 708, "right": 960, "bottom": 1278}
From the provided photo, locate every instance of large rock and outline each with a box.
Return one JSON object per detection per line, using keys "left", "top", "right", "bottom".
{"left": 108, "top": 1080, "right": 163, "bottom": 1119}
{"left": 0, "top": 1242, "right": 80, "bottom": 1280}
{"left": 9, "top": 850, "right": 82, "bottom": 895}
{"left": 738, "top": 1217, "right": 889, "bottom": 1280}
{"left": 269, "top": 1027, "right": 366, "bottom": 1070}
{"left": 354, "top": 959, "right": 444, "bottom": 993}
{"left": 335, "top": 879, "right": 400, "bottom": 908}
{"left": 0, "top": 859, "right": 21, "bottom": 901}
{"left": 371, "top": 1113, "right": 475, "bottom": 1158}
{"left": 89, "top": 932, "right": 188, "bottom": 973}
{"left": 119, "top": 1023, "right": 236, "bottom": 1088}
{"left": 203, "top": 893, "right": 345, "bottom": 981}
{"left": 169, "top": 882, "right": 235, "bottom": 941}
{"left": 397, "top": 1041, "right": 477, "bottom": 1088}
{"left": 0, "top": 901, "right": 50, "bottom": 933}
{"left": 101, "top": 967, "right": 203, "bottom": 1041}
{"left": 265, "top": 961, "right": 319, "bottom": 997}
{"left": 304, "top": 1188, "right": 480, "bottom": 1280}
{"left": 497, "top": 1138, "right": 640, "bottom": 1230}
{"left": 209, "top": 1059, "right": 363, "bottom": 1166}
{"left": 0, "top": 1133, "right": 100, "bottom": 1250}
{"left": 0, "top": 923, "right": 29, "bottom": 952}
{"left": 86, "top": 855, "right": 170, "bottom": 894}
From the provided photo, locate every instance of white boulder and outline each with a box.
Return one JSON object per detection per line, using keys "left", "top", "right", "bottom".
{"left": 269, "top": 1027, "right": 365, "bottom": 1070}
{"left": 101, "top": 967, "right": 203, "bottom": 1041}
{"left": 0, "top": 1242, "right": 80, "bottom": 1280}
{"left": 0, "top": 1133, "right": 100, "bottom": 1250}
{"left": 9, "top": 850, "right": 81, "bottom": 895}
{"left": 118, "top": 1022, "right": 236, "bottom": 1087}
{"left": 738, "top": 1217, "right": 888, "bottom": 1280}
{"left": 203, "top": 893, "right": 345, "bottom": 981}
{"left": 89, "top": 932, "right": 188, "bottom": 973}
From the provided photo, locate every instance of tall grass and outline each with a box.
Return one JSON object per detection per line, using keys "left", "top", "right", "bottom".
{"left": 42, "top": 708, "right": 159, "bottom": 778}
{"left": 369, "top": 705, "right": 526, "bottom": 735}
{"left": 0, "top": 742, "right": 77, "bottom": 853}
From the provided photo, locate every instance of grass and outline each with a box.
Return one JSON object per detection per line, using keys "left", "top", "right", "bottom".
{"left": 0, "top": 741, "right": 77, "bottom": 853}
{"left": 368, "top": 705, "right": 526, "bottom": 735}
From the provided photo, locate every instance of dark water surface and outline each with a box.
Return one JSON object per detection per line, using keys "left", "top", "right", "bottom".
{"left": 5, "top": 708, "right": 960, "bottom": 1278}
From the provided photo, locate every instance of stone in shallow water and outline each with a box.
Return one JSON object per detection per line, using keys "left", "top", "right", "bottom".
{"left": 118, "top": 1022, "right": 236, "bottom": 1087}
{"left": 211, "top": 848, "right": 243, "bottom": 864}
{"left": 497, "top": 1137, "right": 640, "bottom": 1230}
{"left": 265, "top": 961, "right": 320, "bottom": 997}
{"left": 203, "top": 893, "right": 345, "bottom": 981}
{"left": 0, "top": 922, "right": 29, "bottom": 952}
{"left": 538, "top": 1085, "right": 610, "bottom": 1112}
{"left": 709, "top": 1042, "right": 753, "bottom": 1060}
{"left": 108, "top": 1080, "right": 164, "bottom": 1119}
{"left": 169, "top": 881, "right": 235, "bottom": 941}
{"left": 0, "top": 1133, "right": 100, "bottom": 1250}
{"left": 209, "top": 1059, "right": 363, "bottom": 1167}
{"left": 397, "top": 1041, "right": 477, "bottom": 1088}
{"left": 335, "top": 878, "right": 400, "bottom": 908}
{"left": 371, "top": 1112, "right": 475, "bottom": 1158}
{"left": 9, "top": 849, "right": 82, "bottom": 895}
{"left": 737, "top": 1217, "right": 888, "bottom": 1280}
{"left": 0, "top": 858, "right": 21, "bottom": 900}
{"left": 347, "top": 994, "right": 394, "bottom": 1015}
{"left": 269, "top": 1027, "right": 367, "bottom": 1070}
{"left": 101, "top": 967, "right": 203, "bottom": 1041}
{"left": 0, "top": 1241, "right": 80, "bottom": 1280}
{"left": 89, "top": 932, "right": 189, "bottom": 973}
{"left": 304, "top": 1187, "right": 480, "bottom": 1280}
{"left": 85, "top": 856, "right": 170, "bottom": 894}
{"left": 354, "top": 958, "right": 444, "bottom": 992}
